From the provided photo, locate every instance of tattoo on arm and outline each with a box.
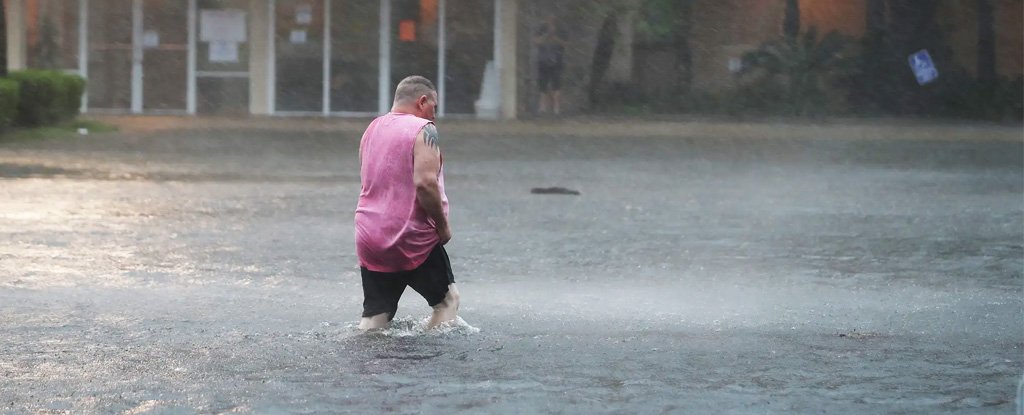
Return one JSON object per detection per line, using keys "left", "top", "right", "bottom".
{"left": 423, "top": 124, "right": 440, "bottom": 151}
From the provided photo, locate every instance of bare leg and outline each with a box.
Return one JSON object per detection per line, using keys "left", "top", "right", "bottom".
{"left": 552, "top": 90, "right": 561, "bottom": 115}
{"left": 538, "top": 92, "right": 549, "bottom": 114}
{"left": 426, "top": 283, "right": 460, "bottom": 329}
{"left": 358, "top": 312, "right": 389, "bottom": 330}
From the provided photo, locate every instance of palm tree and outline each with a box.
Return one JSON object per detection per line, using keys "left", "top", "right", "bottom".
{"left": 671, "top": 0, "right": 694, "bottom": 95}
{"left": 738, "top": 27, "right": 851, "bottom": 116}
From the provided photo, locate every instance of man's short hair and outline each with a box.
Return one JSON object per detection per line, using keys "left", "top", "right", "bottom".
{"left": 393, "top": 76, "right": 437, "bottom": 104}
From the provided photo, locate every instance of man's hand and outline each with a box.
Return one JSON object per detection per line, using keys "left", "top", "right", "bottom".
{"left": 437, "top": 224, "right": 452, "bottom": 245}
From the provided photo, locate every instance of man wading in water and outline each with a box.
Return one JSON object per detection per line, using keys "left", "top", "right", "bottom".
{"left": 354, "top": 76, "right": 460, "bottom": 330}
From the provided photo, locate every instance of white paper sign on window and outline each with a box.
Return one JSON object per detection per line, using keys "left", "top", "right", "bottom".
{"left": 200, "top": 9, "right": 247, "bottom": 42}
{"left": 290, "top": 30, "right": 307, "bottom": 44}
{"left": 296, "top": 4, "right": 312, "bottom": 24}
{"left": 143, "top": 30, "right": 160, "bottom": 48}
{"left": 209, "top": 40, "right": 239, "bottom": 63}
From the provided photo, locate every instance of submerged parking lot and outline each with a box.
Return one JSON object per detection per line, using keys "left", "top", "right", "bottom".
{"left": 1, "top": 119, "right": 1021, "bottom": 413}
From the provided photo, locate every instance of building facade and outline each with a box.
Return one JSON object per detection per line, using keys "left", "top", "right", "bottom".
{"left": 8, "top": 0, "right": 1022, "bottom": 118}
{"left": 8, "top": 0, "right": 519, "bottom": 118}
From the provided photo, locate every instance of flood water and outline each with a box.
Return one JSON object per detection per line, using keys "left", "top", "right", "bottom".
{"left": 1, "top": 122, "right": 1021, "bottom": 413}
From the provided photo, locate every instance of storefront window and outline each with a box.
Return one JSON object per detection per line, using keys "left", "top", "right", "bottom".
{"left": 32, "top": 0, "right": 498, "bottom": 116}
{"left": 142, "top": 0, "right": 188, "bottom": 111}
{"left": 330, "top": 0, "right": 380, "bottom": 113}
{"left": 275, "top": 0, "right": 325, "bottom": 112}
{"left": 444, "top": 0, "right": 494, "bottom": 114}
{"left": 390, "top": 0, "right": 438, "bottom": 98}
{"left": 196, "top": 0, "right": 250, "bottom": 114}
{"left": 86, "top": 0, "right": 131, "bottom": 109}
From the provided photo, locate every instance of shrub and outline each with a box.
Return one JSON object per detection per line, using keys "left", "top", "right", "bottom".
{"left": 733, "top": 28, "right": 852, "bottom": 117}
{"left": 8, "top": 70, "right": 85, "bottom": 127}
{"left": 931, "top": 72, "right": 1024, "bottom": 122}
{"left": 60, "top": 74, "right": 86, "bottom": 118}
{"left": 0, "top": 79, "right": 20, "bottom": 130}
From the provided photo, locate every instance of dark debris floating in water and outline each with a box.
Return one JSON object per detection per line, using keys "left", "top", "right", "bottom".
{"left": 530, "top": 187, "right": 580, "bottom": 195}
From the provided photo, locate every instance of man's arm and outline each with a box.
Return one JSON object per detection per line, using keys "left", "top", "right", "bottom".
{"left": 413, "top": 123, "right": 451, "bottom": 244}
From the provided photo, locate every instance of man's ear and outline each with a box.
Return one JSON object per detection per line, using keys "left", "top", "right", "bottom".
{"left": 417, "top": 95, "right": 428, "bottom": 108}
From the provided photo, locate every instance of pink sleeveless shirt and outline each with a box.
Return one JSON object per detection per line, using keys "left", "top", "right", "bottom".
{"left": 355, "top": 112, "right": 448, "bottom": 272}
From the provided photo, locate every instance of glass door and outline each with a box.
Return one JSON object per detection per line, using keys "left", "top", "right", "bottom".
{"left": 443, "top": 0, "right": 493, "bottom": 115}
{"left": 330, "top": 0, "right": 380, "bottom": 113}
{"left": 275, "top": 0, "right": 325, "bottom": 113}
{"left": 390, "top": 0, "right": 438, "bottom": 96}
{"left": 86, "top": 0, "right": 132, "bottom": 110}
{"left": 195, "top": 0, "right": 250, "bottom": 114}
{"left": 142, "top": 0, "right": 189, "bottom": 111}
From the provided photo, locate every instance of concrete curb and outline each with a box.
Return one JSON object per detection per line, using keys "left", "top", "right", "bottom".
{"left": 88, "top": 115, "right": 1024, "bottom": 142}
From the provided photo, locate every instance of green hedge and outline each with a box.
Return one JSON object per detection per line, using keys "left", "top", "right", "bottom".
{"left": 7, "top": 70, "right": 86, "bottom": 127}
{"left": 60, "top": 74, "right": 86, "bottom": 118}
{"left": 0, "top": 79, "right": 20, "bottom": 130}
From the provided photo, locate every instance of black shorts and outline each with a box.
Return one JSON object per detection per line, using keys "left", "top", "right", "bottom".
{"left": 361, "top": 245, "right": 455, "bottom": 320}
{"left": 538, "top": 63, "right": 563, "bottom": 92}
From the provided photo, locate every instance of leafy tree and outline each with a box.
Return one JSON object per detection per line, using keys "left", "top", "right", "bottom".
{"left": 847, "top": 0, "right": 946, "bottom": 115}
{"left": 845, "top": 0, "right": 1018, "bottom": 120}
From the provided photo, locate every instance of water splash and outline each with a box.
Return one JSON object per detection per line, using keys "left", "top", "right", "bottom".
{"left": 353, "top": 315, "right": 480, "bottom": 337}
{"left": 427, "top": 316, "right": 481, "bottom": 336}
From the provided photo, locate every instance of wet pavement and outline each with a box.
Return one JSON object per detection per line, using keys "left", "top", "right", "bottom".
{"left": 1, "top": 120, "right": 1021, "bottom": 413}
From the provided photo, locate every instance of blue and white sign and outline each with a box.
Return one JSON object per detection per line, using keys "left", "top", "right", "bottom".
{"left": 908, "top": 49, "right": 939, "bottom": 85}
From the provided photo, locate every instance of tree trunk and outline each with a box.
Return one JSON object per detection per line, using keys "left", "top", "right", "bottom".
{"left": 783, "top": 0, "right": 800, "bottom": 39}
{"left": 862, "top": 0, "right": 887, "bottom": 67}
{"left": 976, "top": 0, "right": 996, "bottom": 82}
{"left": 589, "top": 12, "right": 618, "bottom": 104}
{"left": 605, "top": 5, "right": 636, "bottom": 85}
{"left": 673, "top": 0, "right": 693, "bottom": 96}
{"left": 865, "top": 0, "right": 886, "bottom": 35}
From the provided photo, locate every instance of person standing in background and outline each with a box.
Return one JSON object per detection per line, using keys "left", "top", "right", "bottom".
{"left": 534, "top": 14, "right": 567, "bottom": 116}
